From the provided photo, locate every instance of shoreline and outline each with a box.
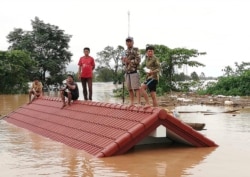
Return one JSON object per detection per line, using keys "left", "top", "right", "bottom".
{"left": 157, "top": 92, "right": 250, "bottom": 110}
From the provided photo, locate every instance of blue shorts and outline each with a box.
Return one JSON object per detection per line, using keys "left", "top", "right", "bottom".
{"left": 144, "top": 79, "right": 158, "bottom": 92}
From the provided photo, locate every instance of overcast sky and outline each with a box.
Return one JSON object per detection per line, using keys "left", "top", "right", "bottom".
{"left": 1, "top": 0, "right": 249, "bottom": 77}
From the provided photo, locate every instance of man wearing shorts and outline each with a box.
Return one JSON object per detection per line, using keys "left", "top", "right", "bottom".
{"left": 140, "top": 46, "right": 160, "bottom": 107}
{"left": 60, "top": 74, "right": 79, "bottom": 108}
{"left": 122, "top": 37, "right": 141, "bottom": 106}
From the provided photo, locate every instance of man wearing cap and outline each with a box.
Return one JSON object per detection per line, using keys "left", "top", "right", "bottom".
{"left": 122, "top": 37, "right": 141, "bottom": 106}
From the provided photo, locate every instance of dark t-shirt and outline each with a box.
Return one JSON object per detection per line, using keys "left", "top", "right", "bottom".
{"left": 67, "top": 82, "right": 79, "bottom": 100}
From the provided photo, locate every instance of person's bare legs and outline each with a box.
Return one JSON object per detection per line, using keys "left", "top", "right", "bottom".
{"left": 129, "top": 90, "right": 134, "bottom": 106}
{"left": 28, "top": 90, "right": 33, "bottom": 104}
{"left": 140, "top": 84, "right": 150, "bottom": 107}
{"left": 60, "top": 90, "right": 66, "bottom": 108}
{"left": 67, "top": 92, "right": 72, "bottom": 105}
{"left": 150, "top": 91, "right": 158, "bottom": 107}
{"left": 136, "top": 89, "right": 141, "bottom": 106}
{"left": 28, "top": 90, "right": 37, "bottom": 104}
{"left": 128, "top": 89, "right": 141, "bottom": 106}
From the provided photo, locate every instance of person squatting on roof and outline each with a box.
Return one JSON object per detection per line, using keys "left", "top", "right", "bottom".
{"left": 122, "top": 37, "right": 141, "bottom": 106}
{"left": 60, "top": 74, "right": 79, "bottom": 109}
{"left": 28, "top": 77, "right": 43, "bottom": 104}
{"left": 78, "top": 47, "right": 95, "bottom": 101}
{"left": 140, "top": 45, "right": 161, "bottom": 107}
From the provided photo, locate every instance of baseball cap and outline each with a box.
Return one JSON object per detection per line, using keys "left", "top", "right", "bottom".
{"left": 126, "top": 36, "right": 134, "bottom": 41}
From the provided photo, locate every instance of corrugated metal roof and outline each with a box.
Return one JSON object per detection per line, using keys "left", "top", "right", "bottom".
{"left": 4, "top": 96, "right": 217, "bottom": 157}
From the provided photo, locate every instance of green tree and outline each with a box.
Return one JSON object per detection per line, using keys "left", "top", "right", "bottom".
{"left": 174, "top": 72, "right": 189, "bottom": 81}
{"left": 7, "top": 17, "right": 72, "bottom": 86}
{"left": 202, "top": 70, "right": 250, "bottom": 96}
{"left": 200, "top": 62, "right": 250, "bottom": 96}
{"left": 222, "top": 65, "right": 234, "bottom": 76}
{"left": 95, "top": 45, "right": 125, "bottom": 83}
{"left": 94, "top": 66, "right": 114, "bottom": 82}
{"left": 140, "top": 45, "right": 206, "bottom": 92}
{"left": 235, "top": 62, "right": 250, "bottom": 75}
{"left": 199, "top": 72, "right": 205, "bottom": 80}
{"left": 222, "top": 61, "right": 250, "bottom": 76}
{"left": 0, "top": 50, "right": 36, "bottom": 93}
{"left": 191, "top": 71, "right": 199, "bottom": 81}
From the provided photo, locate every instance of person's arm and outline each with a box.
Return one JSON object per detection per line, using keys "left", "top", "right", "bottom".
{"left": 59, "top": 85, "right": 66, "bottom": 91}
{"left": 124, "top": 48, "right": 140, "bottom": 66}
{"left": 31, "top": 82, "right": 35, "bottom": 91}
{"left": 121, "top": 50, "right": 128, "bottom": 65}
{"left": 66, "top": 82, "right": 76, "bottom": 90}
{"left": 134, "top": 48, "right": 141, "bottom": 65}
{"left": 92, "top": 58, "right": 95, "bottom": 70}
{"left": 148, "top": 57, "right": 160, "bottom": 80}
{"left": 77, "top": 58, "right": 82, "bottom": 79}
{"left": 78, "top": 65, "right": 81, "bottom": 79}
{"left": 150, "top": 58, "right": 160, "bottom": 74}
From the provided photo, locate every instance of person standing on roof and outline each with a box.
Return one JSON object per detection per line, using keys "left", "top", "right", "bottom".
{"left": 140, "top": 46, "right": 160, "bottom": 107}
{"left": 78, "top": 47, "right": 95, "bottom": 101}
{"left": 122, "top": 37, "right": 141, "bottom": 106}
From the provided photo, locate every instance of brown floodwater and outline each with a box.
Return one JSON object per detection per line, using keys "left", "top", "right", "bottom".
{"left": 1, "top": 82, "right": 250, "bottom": 177}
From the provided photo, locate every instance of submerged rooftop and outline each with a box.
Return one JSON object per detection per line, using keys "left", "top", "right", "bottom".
{"left": 4, "top": 96, "right": 217, "bottom": 157}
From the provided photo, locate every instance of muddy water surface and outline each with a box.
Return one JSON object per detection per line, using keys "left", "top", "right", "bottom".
{"left": 1, "top": 82, "right": 250, "bottom": 177}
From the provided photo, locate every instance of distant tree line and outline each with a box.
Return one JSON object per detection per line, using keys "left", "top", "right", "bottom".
{"left": 198, "top": 62, "right": 250, "bottom": 96}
